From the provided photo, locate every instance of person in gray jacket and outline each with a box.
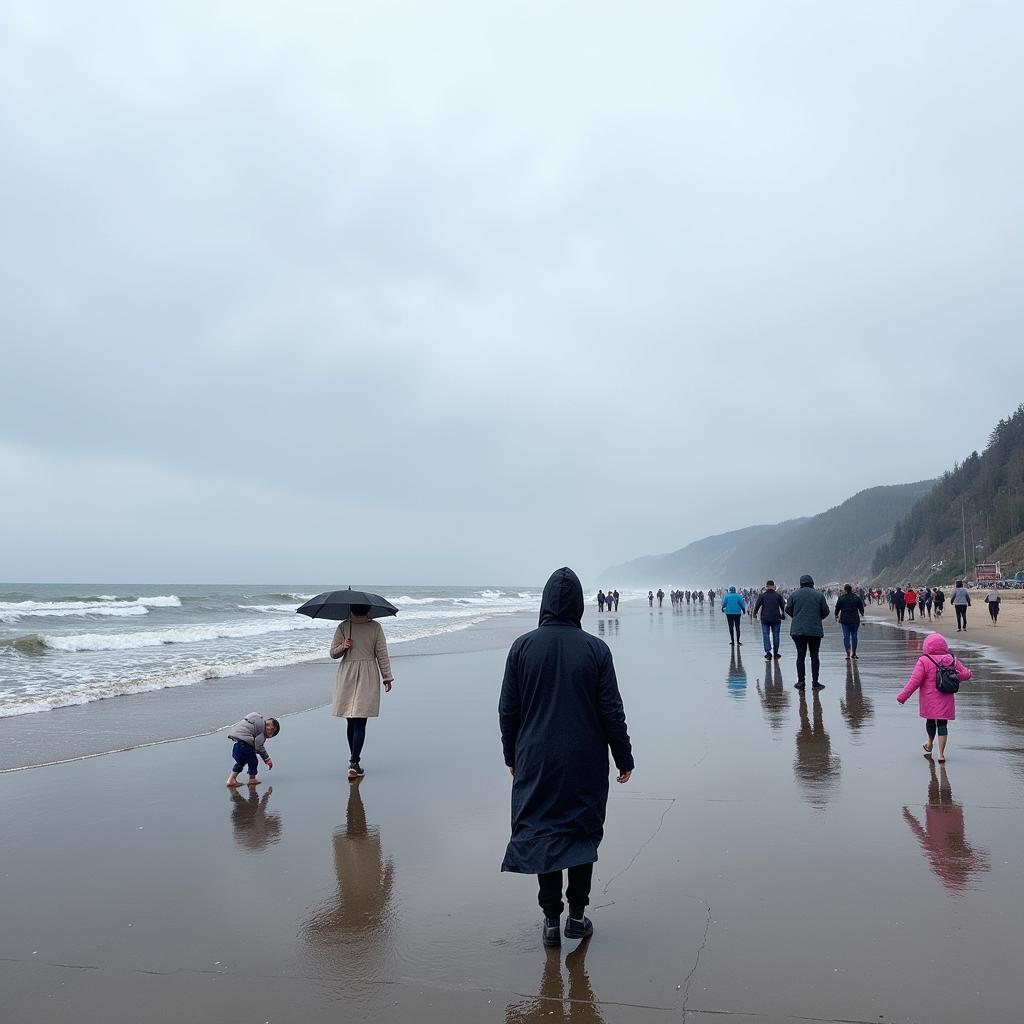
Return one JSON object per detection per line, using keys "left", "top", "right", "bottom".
{"left": 951, "top": 580, "right": 972, "bottom": 631}
{"left": 227, "top": 712, "right": 280, "bottom": 787}
{"left": 784, "top": 575, "right": 830, "bottom": 690}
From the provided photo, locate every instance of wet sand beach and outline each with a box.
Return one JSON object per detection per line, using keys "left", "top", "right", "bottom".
{"left": 867, "top": 589, "right": 1024, "bottom": 670}
{"left": 3, "top": 602, "right": 1024, "bottom": 1023}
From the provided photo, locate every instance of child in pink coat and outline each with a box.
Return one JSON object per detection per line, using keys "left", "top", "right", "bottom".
{"left": 897, "top": 633, "right": 971, "bottom": 762}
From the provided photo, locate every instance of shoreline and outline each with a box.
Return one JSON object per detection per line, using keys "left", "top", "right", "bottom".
{"left": 864, "top": 589, "right": 1024, "bottom": 672}
{"left": 0, "top": 606, "right": 540, "bottom": 773}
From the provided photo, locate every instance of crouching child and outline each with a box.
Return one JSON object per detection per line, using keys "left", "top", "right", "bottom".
{"left": 226, "top": 712, "right": 279, "bottom": 787}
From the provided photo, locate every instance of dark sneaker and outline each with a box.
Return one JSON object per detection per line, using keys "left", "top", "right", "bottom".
{"left": 794, "top": 681, "right": 806, "bottom": 690}
{"left": 764, "top": 653, "right": 772, "bottom": 661}
{"left": 564, "top": 915, "right": 594, "bottom": 940}
{"left": 773, "top": 653, "right": 781, "bottom": 659}
{"left": 812, "top": 682, "right": 825, "bottom": 690}
{"left": 348, "top": 763, "right": 365, "bottom": 779}
{"left": 542, "top": 916, "right": 561, "bottom": 947}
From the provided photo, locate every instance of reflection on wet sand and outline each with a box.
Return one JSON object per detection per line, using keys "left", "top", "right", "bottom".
{"left": 901, "top": 761, "right": 991, "bottom": 894}
{"left": 756, "top": 660, "right": 788, "bottom": 730}
{"left": 726, "top": 650, "right": 747, "bottom": 700}
{"left": 596, "top": 618, "right": 619, "bottom": 637}
{"left": 839, "top": 663, "right": 874, "bottom": 737}
{"left": 793, "top": 690, "right": 840, "bottom": 809}
{"left": 506, "top": 942, "right": 606, "bottom": 1023}
{"left": 303, "top": 781, "right": 396, "bottom": 977}
{"left": 228, "top": 786, "right": 282, "bottom": 851}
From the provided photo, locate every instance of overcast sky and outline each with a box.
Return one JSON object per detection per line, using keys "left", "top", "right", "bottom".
{"left": 2, "top": 2, "right": 1023, "bottom": 586}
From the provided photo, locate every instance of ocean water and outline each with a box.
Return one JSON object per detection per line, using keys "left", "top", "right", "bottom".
{"left": 0, "top": 584, "right": 543, "bottom": 718}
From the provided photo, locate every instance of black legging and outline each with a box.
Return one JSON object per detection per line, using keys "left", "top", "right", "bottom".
{"left": 896, "top": 605, "right": 905, "bottom": 623}
{"left": 346, "top": 717, "right": 367, "bottom": 763}
{"left": 793, "top": 635, "right": 822, "bottom": 684}
{"left": 955, "top": 606, "right": 968, "bottom": 629}
{"left": 988, "top": 602, "right": 999, "bottom": 622}
{"left": 727, "top": 614, "right": 742, "bottom": 642}
{"left": 926, "top": 718, "right": 948, "bottom": 738}
{"left": 538, "top": 863, "right": 594, "bottom": 919}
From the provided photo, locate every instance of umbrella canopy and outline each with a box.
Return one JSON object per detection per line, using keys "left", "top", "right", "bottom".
{"left": 296, "top": 589, "right": 399, "bottom": 621}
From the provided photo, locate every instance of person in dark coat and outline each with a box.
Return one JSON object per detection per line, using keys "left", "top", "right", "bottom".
{"left": 752, "top": 579, "right": 786, "bottom": 660}
{"left": 893, "top": 587, "right": 906, "bottom": 623}
{"left": 833, "top": 583, "right": 866, "bottom": 660}
{"left": 784, "top": 574, "right": 830, "bottom": 690}
{"left": 499, "top": 567, "right": 634, "bottom": 948}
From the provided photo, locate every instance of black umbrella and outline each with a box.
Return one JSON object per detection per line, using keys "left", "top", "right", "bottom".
{"left": 295, "top": 588, "right": 399, "bottom": 622}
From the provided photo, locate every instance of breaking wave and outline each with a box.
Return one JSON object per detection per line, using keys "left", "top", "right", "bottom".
{"left": 0, "top": 595, "right": 181, "bottom": 622}
{"left": 38, "top": 616, "right": 328, "bottom": 652}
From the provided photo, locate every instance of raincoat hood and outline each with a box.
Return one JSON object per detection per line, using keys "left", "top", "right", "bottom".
{"left": 799, "top": 574, "right": 815, "bottom": 588}
{"left": 922, "top": 632, "right": 950, "bottom": 657}
{"left": 539, "top": 567, "right": 584, "bottom": 627}
{"left": 729, "top": 586, "right": 737, "bottom": 593}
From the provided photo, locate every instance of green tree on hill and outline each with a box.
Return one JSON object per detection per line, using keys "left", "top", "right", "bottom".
{"left": 872, "top": 404, "right": 1024, "bottom": 582}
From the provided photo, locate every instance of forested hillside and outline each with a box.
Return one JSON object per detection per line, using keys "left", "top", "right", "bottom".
{"left": 603, "top": 481, "right": 933, "bottom": 586}
{"left": 871, "top": 404, "right": 1024, "bottom": 584}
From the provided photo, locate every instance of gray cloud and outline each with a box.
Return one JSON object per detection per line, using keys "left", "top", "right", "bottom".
{"left": 3, "top": 2, "right": 1023, "bottom": 583}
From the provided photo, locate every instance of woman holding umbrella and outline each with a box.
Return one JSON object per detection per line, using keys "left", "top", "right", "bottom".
{"left": 298, "top": 589, "right": 398, "bottom": 779}
{"left": 329, "top": 604, "right": 394, "bottom": 778}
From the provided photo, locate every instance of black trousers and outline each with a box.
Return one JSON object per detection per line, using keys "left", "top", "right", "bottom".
{"left": 793, "top": 635, "right": 822, "bottom": 683}
{"left": 346, "top": 717, "right": 367, "bottom": 763}
{"left": 726, "top": 613, "right": 742, "bottom": 642}
{"left": 538, "top": 863, "right": 593, "bottom": 919}
{"left": 955, "top": 606, "right": 968, "bottom": 629}
{"left": 896, "top": 606, "right": 905, "bottom": 623}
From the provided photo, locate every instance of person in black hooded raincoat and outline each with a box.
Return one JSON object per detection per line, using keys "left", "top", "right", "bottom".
{"left": 499, "top": 567, "right": 634, "bottom": 947}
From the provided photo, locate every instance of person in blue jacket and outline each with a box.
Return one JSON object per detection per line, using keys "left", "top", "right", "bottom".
{"left": 721, "top": 586, "right": 747, "bottom": 646}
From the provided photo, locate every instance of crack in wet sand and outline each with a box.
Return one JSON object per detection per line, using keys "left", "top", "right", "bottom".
{"left": 679, "top": 898, "right": 711, "bottom": 1017}
{"left": 601, "top": 798, "right": 676, "bottom": 897}
{"left": 1, "top": 957, "right": 896, "bottom": 1022}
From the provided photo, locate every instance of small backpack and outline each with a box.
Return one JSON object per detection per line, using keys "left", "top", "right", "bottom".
{"left": 926, "top": 653, "right": 961, "bottom": 695}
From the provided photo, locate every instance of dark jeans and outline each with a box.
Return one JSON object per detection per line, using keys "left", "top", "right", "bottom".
{"left": 896, "top": 606, "right": 905, "bottom": 623}
{"left": 761, "top": 621, "right": 781, "bottom": 654}
{"left": 727, "top": 614, "right": 742, "bottom": 642}
{"left": 841, "top": 623, "right": 859, "bottom": 652}
{"left": 793, "top": 635, "right": 822, "bottom": 684}
{"left": 989, "top": 603, "right": 999, "bottom": 622}
{"left": 907, "top": 603, "right": 916, "bottom": 620}
{"left": 231, "top": 740, "right": 258, "bottom": 776}
{"left": 538, "top": 863, "right": 594, "bottom": 919}
{"left": 346, "top": 717, "right": 367, "bottom": 763}
{"left": 926, "top": 718, "right": 949, "bottom": 738}
{"left": 955, "top": 606, "right": 968, "bottom": 629}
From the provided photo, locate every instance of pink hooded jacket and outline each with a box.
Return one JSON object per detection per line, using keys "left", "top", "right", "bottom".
{"left": 897, "top": 633, "right": 971, "bottom": 720}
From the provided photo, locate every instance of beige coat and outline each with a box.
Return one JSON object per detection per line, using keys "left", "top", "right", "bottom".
{"left": 330, "top": 617, "right": 393, "bottom": 718}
